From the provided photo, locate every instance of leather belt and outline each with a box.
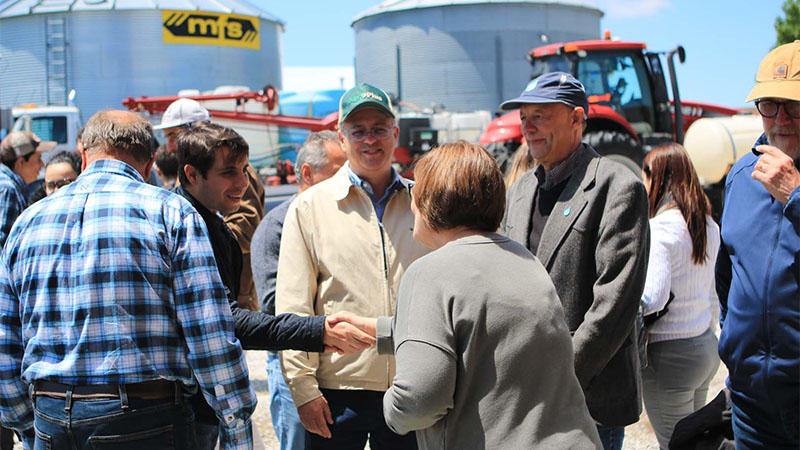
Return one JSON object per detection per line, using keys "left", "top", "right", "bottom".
{"left": 33, "top": 380, "right": 180, "bottom": 400}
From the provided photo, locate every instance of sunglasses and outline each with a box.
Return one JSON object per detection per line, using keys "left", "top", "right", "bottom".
{"left": 45, "top": 178, "right": 76, "bottom": 192}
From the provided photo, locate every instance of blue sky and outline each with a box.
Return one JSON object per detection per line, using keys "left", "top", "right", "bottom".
{"left": 250, "top": 0, "right": 787, "bottom": 108}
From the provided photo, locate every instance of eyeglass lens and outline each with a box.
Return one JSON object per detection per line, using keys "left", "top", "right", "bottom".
{"left": 756, "top": 100, "right": 800, "bottom": 118}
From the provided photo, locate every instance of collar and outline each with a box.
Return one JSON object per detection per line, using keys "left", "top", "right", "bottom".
{"left": 0, "top": 164, "right": 26, "bottom": 192}
{"left": 83, "top": 159, "right": 147, "bottom": 183}
{"left": 535, "top": 143, "right": 585, "bottom": 190}
{"left": 173, "top": 184, "right": 224, "bottom": 228}
{"left": 332, "top": 162, "right": 411, "bottom": 201}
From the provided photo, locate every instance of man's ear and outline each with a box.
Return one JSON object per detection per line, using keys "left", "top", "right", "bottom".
{"left": 573, "top": 107, "right": 585, "bottom": 125}
{"left": 184, "top": 164, "right": 200, "bottom": 185}
{"left": 300, "top": 163, "right": 314, "bottom": 186}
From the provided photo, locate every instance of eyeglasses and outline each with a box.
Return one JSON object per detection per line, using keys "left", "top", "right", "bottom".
{"left": 755, "top": 100, "right": 800, "bottom": 119}
{"left": 344, "top": 127, "right": 391, "bottom": 141}
{"left": 45, "top": 178, "right": 76, "bottom": 192}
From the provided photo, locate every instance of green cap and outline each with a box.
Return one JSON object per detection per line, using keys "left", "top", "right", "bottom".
{"left": 338, "top": 83, "right": 395, "bottom": 125}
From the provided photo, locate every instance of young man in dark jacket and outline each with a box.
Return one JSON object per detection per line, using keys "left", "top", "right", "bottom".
{"left": 716, "top": 41, "right": 800, "bottom": 449}
{"left": 173, "top": 121, "right": 375, "bottom": 449}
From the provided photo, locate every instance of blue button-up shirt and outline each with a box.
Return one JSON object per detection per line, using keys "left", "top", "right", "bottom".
{"left": 346, "top": 163, "right": 406, "bottom": 222}
{"left": 0, "top": 164, "right": 28, "bottom": 248}
{"left": 0, "top": 159, "right": 255, "bottom": 449}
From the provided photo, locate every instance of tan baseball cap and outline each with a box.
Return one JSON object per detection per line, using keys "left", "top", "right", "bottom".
{"left": 0, "top": 131, "right": 56, "bottom": 162}
{"left": 746, "top": 40, "right": 800, "bottom": 102}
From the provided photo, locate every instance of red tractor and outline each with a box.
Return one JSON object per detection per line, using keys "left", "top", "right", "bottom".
{"left": 480, "top": 37, "right": 742, "bottom": 173}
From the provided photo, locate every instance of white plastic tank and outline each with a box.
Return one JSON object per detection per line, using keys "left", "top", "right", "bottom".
{"left": 683, "top": 115, "right": 764, "bottom": 185}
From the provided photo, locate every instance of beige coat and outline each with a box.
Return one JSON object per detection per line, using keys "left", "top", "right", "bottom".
{"left": 276, "top": 167, "right": 429, "bottom": 407}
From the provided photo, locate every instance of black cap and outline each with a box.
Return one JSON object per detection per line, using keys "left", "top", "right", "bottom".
{"left": 499, "top": 72, "right": 589, "bottom": 115}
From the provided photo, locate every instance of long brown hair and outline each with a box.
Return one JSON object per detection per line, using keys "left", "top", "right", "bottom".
{"left": 643, "top": 143, "right": 711, "bottom": 265}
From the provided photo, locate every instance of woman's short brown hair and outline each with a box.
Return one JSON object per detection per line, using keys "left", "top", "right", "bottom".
{"left": 413, "top": 141, "right": 505, "bottom": 232}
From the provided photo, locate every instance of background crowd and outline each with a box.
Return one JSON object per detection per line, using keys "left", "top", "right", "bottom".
{"left": 0, "top": 40, "right": 795, "bottom": 450}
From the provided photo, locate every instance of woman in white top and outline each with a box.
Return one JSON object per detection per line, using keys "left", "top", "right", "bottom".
{"left": 640, "top": 143, "right": 721, "bottom": 450}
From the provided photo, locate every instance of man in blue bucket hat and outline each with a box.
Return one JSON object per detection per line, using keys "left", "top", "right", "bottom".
{"left": 500, "top": 72, "right": 650, "bottom": 450}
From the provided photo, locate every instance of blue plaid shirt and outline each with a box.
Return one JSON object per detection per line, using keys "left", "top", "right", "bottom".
{"left": 0, "top": 159, "right": 256, "bottom": 449}
{"left": 0, "top": 164, "right": 28, "bottom": 248}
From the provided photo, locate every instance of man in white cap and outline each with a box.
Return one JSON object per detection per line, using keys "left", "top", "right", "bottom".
{"left": 154, "top": 98, "right": 212, "bottom": 153}
{"left": 716, "top": 40, "right": 800, "bottom": 448}
{"left": 156, "top": 98, "right": 266, "bottom": 312}
{"left": 0, "top": 131, "right": 53, "bottom": 246}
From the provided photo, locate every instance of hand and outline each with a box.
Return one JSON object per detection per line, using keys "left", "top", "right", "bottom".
{"left": 297, "top": 396, "right": 333, "bottom": 438}
{"left": 327, "top": 311, "right": 378, "bottom": 337}
{"left": 323, "top": 314, "right": 376, "bottom": 354}
{"left": 753, "top": 145, "right": 800, "bottom": 204}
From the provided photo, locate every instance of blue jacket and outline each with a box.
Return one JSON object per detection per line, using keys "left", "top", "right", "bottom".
{"left": 716, "top": 134, "right": 800, "bottom": 440}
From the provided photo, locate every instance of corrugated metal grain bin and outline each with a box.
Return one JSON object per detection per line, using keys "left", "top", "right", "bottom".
{"left": 0, "top": 0, "right": 284, "bottom": 120}
{"left": 353, "top": 0, "right": 603, "bottom": 112}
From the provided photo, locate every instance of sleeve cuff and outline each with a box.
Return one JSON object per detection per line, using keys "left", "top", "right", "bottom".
{"left": 219, "top": 419, "right": 252, "bottom": 450}
{"left": 377, "top": 316, "right": 394, "bottom": 355}
{"left": 784, "top": 183, "right": 800, "bottom": 229}
{"left": 308, "top": 316, "right": 326, "bottom": 352}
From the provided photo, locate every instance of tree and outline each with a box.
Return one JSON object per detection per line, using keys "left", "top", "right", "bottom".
{"left": 775, "top": 0, "right": 800, "bottom": 46}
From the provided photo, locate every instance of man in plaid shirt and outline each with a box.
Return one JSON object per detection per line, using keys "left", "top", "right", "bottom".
{"left": 0, "top": 110, "right": 256, "bottom": 450}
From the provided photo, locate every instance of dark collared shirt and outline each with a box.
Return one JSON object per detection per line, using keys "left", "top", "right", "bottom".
{"left": 528, "top": 144, "right": 585, "bottom": 254}
{"left": 0, "top": 160, "right": 255, "bottom": 448}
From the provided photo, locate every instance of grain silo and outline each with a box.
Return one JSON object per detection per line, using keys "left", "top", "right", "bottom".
{"left": 352, "top": 0, "right": 603, "bottom": 112}
{"left": 0, "top": 0, "right": 283, "bottom": 119}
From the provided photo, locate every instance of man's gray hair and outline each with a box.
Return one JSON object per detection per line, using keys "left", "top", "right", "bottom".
{"left": 296, "top": 130, "right": 339, "bottom": 171}
{"left": 82, "top": 110, "right": 156, "bottom": 164}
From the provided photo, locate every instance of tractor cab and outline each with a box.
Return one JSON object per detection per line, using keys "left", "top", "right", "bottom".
{"left": 528, "top": 40, "right": 676, "bottom": 149}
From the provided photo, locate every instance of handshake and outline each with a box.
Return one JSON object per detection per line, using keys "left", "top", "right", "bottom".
{"left": 322, "top": 312, "right": 379, "bottom": 354}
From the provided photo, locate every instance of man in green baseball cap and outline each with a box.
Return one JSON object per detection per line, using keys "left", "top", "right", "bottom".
{"left": 276, "top": 82, "right": 429, "bottom": 449}
{"left": 338, "top": 82, "right": 396, "bottom": 126}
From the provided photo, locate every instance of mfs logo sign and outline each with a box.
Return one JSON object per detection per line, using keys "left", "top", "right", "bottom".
{"left": 162, "top": 10, "right": 260, "bottom": 50}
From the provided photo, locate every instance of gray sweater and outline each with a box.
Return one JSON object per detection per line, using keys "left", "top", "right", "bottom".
{"left": 381, "top": 233, "right": 601, "bottom": 450}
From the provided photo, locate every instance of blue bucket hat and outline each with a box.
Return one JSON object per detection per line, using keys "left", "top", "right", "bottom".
{"left": 499, "top": 72, "right": 589, "bottom": 115}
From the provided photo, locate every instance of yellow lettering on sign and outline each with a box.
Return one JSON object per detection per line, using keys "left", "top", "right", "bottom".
{"left": 162, "top": 10, "right": 260, "bottom": 50}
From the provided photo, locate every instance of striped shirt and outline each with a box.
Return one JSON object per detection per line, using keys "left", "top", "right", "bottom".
{"left": 0, "top": 164, "right": 28, "bottom": 247}
{"left": 0, "top": 159, "right": 256, "bottom": 449}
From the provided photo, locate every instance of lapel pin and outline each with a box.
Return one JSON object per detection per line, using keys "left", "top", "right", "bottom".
{"left": 563, "top": 207, "right": 571, "bottom": 217}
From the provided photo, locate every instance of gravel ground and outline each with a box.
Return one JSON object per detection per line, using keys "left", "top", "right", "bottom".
{"left": 246, "top": 349, "right": 729, "bottom": 450}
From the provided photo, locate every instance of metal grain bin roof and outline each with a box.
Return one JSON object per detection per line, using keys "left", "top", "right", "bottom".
{"left": 352, "top": 0, "right": 602, "bottom": 24}
{"left": 0, "top": 0, "right": 283, "bottom": 23}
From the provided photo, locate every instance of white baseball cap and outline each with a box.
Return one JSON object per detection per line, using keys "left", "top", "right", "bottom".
{"left": 153, "top": 98, "right": 210, "bottom": 130}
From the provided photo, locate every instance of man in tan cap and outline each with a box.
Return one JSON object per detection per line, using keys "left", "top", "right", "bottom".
{"left": 0, "top": 131, "right": 53, "bottom": 246}
{"left": 716, "top": 40, "right": 800, "bottom": 448}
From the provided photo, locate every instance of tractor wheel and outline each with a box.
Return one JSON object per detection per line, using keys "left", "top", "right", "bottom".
{"left": 584, "top": 130, "right": 644, "bottom": 178}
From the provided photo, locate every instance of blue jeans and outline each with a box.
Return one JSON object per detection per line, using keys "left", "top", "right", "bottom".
{"left": 596, "top": 426, "right": 624, "bottom": 450}
{"left": 267, "top": 351, "right": 307, "bottom": 450}
{"left": 194, "top": 421, "right": 220, "bottom": 450}
{"left": 32, "top": 389, "right": 196, "bottom": 450}
{"left": 308, "top": 389, "right": 417, "bottom": 450}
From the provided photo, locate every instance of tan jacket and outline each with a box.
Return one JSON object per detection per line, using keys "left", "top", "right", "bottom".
{"left": 225, "top": 165, "right": 265, "bottom": 311}
{"left": 276, "top": 167, "right": 429, "bottom": 407}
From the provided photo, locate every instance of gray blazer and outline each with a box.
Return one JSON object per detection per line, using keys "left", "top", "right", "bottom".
{"left": 501, "top": 144, "right": 650, "bottom": 427}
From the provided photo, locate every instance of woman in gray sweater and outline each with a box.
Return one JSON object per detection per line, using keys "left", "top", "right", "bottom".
{"left": 335, "top": 141, "right": 601, "bottom": 449}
